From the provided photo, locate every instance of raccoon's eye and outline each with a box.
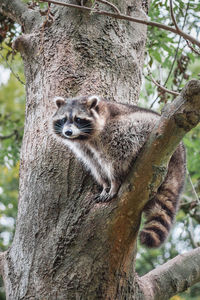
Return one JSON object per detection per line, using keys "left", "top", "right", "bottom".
{"left": 75, "top": 117, "right": 83, "bottom": 124}
{"left": 62, "top": 117, "right": 67, "bottom": 123}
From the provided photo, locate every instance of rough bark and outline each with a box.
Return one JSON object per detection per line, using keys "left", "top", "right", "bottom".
{"left": 1, "top": 1, "right": 149, "bottom": 299}
{"left": 119, "top": 79, "right": 200, "bottom": 215}
{"left": 0, "top": 1, "right": 200, "bottom": 299}
{"left": 0, "top": 0, "right": 39, "bottom": 31}
{"left": 140, "top": 247, "right": 200, "bottom": 300}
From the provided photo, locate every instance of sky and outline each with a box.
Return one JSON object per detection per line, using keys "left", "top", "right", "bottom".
{"left": 0, "top": 65, "right": 10, "bottom": 85}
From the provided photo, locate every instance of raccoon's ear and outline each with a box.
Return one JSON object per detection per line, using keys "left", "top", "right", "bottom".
{"left": 54, "top": 96, "right": 66, "bottom": 108}
{"left": 87, "top": 95, "right": 100, "bottom": 110}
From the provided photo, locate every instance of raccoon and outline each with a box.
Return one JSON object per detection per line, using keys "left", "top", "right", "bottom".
{"left": 52, "top": 95, "right": 186, "bottom": 248}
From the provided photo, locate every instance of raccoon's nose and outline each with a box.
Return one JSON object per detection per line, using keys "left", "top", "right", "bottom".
{"left": 65, "top": 129, "right": 73, "bottom": 136}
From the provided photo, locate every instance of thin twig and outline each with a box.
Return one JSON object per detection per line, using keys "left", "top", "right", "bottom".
{"left": 147, "top": 67, "right": 179, "bottom": 96}
{"left": 187, "top": 168, "right": 200, "bottom": 204}
{"left": 38, "top": 0, "right": 200, "bottom": 48}
{"left": 169, "top": 0, "right": 180, "bottom": 32}
{"left": 0, "top": 53, "right": 25, "bottom": 85}
{"left": 169, "top": 0, "right": 200, "bottom": 57}
{"left": 0, "top": 128, "right": 22, "bottom": 140}
{"left": 187, "top": 216, "right": 198, "bottom": 248}
{"left": 96, "top": 0, "right": 120, "bottom": 14}
{"left": 150, "top": 2, "right": 190, "bottom": 109}
{"left": 186, "top": 40, "right": 200, "bottom": 56}
{"left": 0, "top": 132, "right": 16, "bottom": 140}
{"left": 164, "top": 1, "right": 190, "bottom": 86}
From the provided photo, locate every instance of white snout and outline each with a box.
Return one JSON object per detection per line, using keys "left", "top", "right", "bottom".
{"left": 62, "top": 124, "right": 81, "bottom": 139}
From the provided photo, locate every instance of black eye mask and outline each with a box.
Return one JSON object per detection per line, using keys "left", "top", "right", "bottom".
{"left": 53, "top": 118, "right": 67, "bottom": 135}
{"left": 74, "top": 118, "right": 93, "bottom": 134}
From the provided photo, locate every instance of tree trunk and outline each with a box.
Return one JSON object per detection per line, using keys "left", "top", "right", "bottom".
{"left": 1, "top": 1, "right": 200, "bottom": 299}
{"left": 2, "top": 1, "right": 149, "bottom": 299}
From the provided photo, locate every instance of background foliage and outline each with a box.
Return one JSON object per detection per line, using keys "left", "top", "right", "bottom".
{"left": 139, "top": 1, "right": 200, "bottom": 299}
{"left": 0, "top": 0, "right": 200, "bottom": 299}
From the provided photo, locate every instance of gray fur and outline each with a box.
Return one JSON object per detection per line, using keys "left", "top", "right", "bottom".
{"left": 52, "top": 95, "right": 186, "bottom": 247}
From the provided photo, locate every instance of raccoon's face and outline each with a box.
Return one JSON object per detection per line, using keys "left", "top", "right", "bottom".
{"left": 53, "top": 95, "right": 105, "bottom": 140}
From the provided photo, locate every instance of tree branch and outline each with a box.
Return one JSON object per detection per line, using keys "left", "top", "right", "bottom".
{"left": 39, "top": 0, "right": 200, "bottom": 48}
{"left": 0, "top": 53, "right": 25, "bottom": 86}
{"left": 118, "top": 79, "right": 200, "bottom": 214}
{"left": 150, "top": 2, "right": 190, "bottom": 108}
{"left": 0, "top": 0, "right": 37, "bottom": 29}
{"left": 147, "top": 66, "right": 179, "bottom": 96}
{"left": 96, "top": 0, "right": 120, "bottom": 14}
{"left": 0, "top": 133, "right": 16, "bottom": 140}
{"left": 169, "top": 0, "right": 180, "bottom": 33}
{"left": 169, "top": 0, "right": 199, "bottom": 56}
{"left": 106, "top": 80, "right": 200, "bottom": 269}
{"left": 186, "top": 40, "right": 200, "bottom": 56}
{"left": 187, "top": 168, "right": 200, "bottom": 204}
{"left": 139, "top": 247, "right": 200, "bottom": 299}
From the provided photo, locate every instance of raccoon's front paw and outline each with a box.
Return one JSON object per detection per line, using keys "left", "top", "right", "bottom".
{"left": 94, "top": 190, "right": 116, "bottom": 203}
{"left": 95, "top": 193, "right": 110, "bottom": 203}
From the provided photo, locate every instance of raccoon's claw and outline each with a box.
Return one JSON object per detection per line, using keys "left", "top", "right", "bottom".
{"left": 95, "top": 193, "right": 109, "bottom": 203}
{"left": 94, "top": 192, "right": 116, "bottom": 203}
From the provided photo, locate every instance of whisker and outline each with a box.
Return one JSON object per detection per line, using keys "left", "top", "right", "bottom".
{"left": 54, "top": 125, "right": 63, "bottom": 129}
{"left": 54, "top": 126, "right": 62, "bottom": 131}
{"left": 80, "top": 132, "right": 91, "bottom": 136}
{"left": 79, "top": 124, "right": 93, "bottom": 129}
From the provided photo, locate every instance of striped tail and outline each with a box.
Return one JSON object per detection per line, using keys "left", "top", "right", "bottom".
{"left": 140, "top": 143, "right": 186, "bottom": 248}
